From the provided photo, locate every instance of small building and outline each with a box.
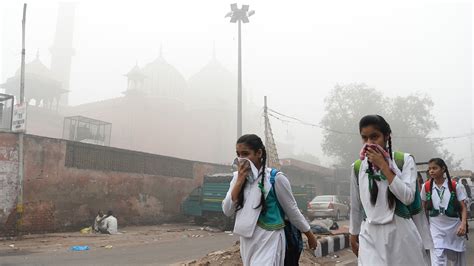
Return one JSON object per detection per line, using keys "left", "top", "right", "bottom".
{"left": 63, "top": 116, "right": 112, "bottom": 146}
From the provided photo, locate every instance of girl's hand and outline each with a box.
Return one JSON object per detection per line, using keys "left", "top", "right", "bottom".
{"left": 350, "top": 234, "right": 359, "bottom": 257}
{"left": 456, "top": 222, "right": 467, "bottom": 236}
{"left": 366, "top": 147, "right": 388, "bottom": 170}
{"left": 304, "top": 231, "right": 318, "bottom": 250}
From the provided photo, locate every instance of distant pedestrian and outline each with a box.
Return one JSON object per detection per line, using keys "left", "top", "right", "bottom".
{"left": 222, "top": 134, "right": 317, "bottom": 265}
{"left": 461, "top": 179, "right": 471, "bottom": 199}
{"left": 422, "top": 158, "right": 467, "bottom": 266}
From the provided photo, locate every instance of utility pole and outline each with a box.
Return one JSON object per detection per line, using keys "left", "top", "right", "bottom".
{"left": 263, "top": 96, "right": 281, "bottom": 169}
{"left": 16, "top": 3, "right": 27, "bottom": 236}
{"left": 20, "top": 4, "right": 26, "bottom": 104}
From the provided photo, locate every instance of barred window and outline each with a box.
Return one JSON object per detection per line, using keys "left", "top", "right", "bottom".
{"left": 65, "top": 141, "right": 195, "bottom": 178}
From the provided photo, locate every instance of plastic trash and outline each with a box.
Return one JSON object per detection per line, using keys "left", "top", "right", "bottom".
{"left": 80, "top": 227, "right": 92, "bottom": 234}
{"left": 71, "top": 246, "right": 90, "bottom": 251}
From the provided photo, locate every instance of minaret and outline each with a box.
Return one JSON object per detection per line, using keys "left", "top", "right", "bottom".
{"left": 123, "top": 62, "right": 145, "bottom": 95}
{"left": 50, "top": 2, "right": 76, "bottom": 106}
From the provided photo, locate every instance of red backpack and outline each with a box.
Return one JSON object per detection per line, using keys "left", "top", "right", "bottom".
{"left": 424, "top": 178, "right": 459, "bottom": 218}
{"left": 424, "top": 179, "right": 457, "bottom": 194}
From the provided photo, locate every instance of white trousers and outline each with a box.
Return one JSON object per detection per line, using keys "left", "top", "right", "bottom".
{"left": 430, "top": 248, "right": 466, "bottom": 266}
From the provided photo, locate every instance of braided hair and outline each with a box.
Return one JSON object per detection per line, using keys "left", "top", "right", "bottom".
{"left": 235, "top": 134, "right": 268, "bottom": 213}
{"left": 359, "top": 115, "right": 396, "bottom": 209}
{"left": 427, "top": 158, "right": 460, "bottom": 211}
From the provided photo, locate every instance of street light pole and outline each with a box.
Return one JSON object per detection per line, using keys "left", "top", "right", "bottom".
{"left": 237, "top": 19, "right": 242, "bottom": 137}
{"left": 225, "top": 3, "right": 254, "bottom": 139}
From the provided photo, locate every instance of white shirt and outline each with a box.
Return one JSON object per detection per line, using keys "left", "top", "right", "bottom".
{"left": 350, "top": 153, "right": 418, "bottom": 235}
{"left": 103, "top": 216, "right": 118, "bottom": 234}
{"left": 222, "top": 168, "right": 310, "bottom": 238}
{"left": 421, "top": 179, "right": 467, "bottom": 211}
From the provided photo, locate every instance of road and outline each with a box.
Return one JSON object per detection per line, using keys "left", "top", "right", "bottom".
{"left": 1, "top": 221, "right": 473, "bottom": 265}
{"left": 0, "top": 233, "right": 238, "bottom": 265}
{"left": 0, "top": 224, "right": 240, "bottom": 265}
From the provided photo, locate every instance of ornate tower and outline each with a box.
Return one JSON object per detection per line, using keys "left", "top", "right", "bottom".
{"left": 50, "top": 2, "right": 76, "bottom": 106}
{"left": 124, "top": 63, "right": 145, "bottom": 96}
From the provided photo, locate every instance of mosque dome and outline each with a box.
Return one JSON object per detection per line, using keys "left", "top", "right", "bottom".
{"left": 141, "top": 54, "right": 187, "bottom": 100}
{"left": 187, "top": 55, "right": 235, "bottom": 108}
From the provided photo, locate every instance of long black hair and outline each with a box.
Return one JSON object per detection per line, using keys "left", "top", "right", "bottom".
{"left": 359, "top": 115, "right": 396, "bottom": 209}
{"left": 427, "top": 158, "right": 460, "bottom": 210}
{"left": 235, "top": 134, "right": 268, "bottom": 213}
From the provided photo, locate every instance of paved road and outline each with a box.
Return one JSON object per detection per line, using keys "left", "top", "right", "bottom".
{"left": 1, "top": 220, "right": 473, "bottom": 265}
{"left": 0, "top": 233, "right": 238, "bottom": 266}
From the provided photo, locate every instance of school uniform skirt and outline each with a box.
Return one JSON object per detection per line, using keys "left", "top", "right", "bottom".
{"left": 240, "top": 226, "right": 286, "bottom": 266}
{"left": 358, "top": 215, "right": 426, "bottom": 266}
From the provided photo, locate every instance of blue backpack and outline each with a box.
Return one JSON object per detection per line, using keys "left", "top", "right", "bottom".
{"left": 270, "top": 168, "right": 304, "bottom": 266}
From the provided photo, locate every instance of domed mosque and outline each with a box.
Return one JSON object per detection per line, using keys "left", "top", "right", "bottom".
{"left": 187, "top": 46, "right": 235, "bottom": 109}
{"left": 140, "top": 47, "right": 187, "bottom": 102}
{"left": 1, "top": 51, "right": 67, "bottom": 110}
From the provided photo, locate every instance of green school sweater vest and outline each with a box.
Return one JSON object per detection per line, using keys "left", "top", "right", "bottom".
{"left": 257, "top": 187, "right": 286, "bottom": 230}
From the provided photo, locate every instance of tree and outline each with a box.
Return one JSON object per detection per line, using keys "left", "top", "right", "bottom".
{"left": 320, "top": 83, "right": 459, "bottom": 168}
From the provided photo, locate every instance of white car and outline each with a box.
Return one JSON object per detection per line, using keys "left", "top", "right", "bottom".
{"left": 307, "top": 195, "right": 350, "bottom": 221}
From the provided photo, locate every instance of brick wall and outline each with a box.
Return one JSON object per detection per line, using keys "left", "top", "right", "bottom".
{"left": 0, "top": 133, "right": 230, "bottom": 235}
{"left": 0, "top": 133, "right": 19, "bottom": 236}
{"left": 0, "top": 133, "right": 337, "bottom": 235}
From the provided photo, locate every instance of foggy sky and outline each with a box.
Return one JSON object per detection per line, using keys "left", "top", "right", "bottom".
{"left": 1, "top": 0, "right": 473, "bottom": 169}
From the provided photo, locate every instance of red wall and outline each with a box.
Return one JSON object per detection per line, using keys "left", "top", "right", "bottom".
{"left": 0, "top": 133, "right": 229, "bottom": 235}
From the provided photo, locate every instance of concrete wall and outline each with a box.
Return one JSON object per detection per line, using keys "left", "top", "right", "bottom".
{"left": 0, "top": 133, "right": 230, "bottom": 235}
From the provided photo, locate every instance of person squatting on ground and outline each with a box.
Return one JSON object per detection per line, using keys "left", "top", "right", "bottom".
{"left": 93, "top": 210, "right": 106, "bottom": 232}
{"left": 421, "top": 158, "right": 467, "bottom": 266}
{"left": 96, "top": 210, "right": 118, "bottom": 235}
{"left": 350, "top": 115, "right": 431, "bottom": 265}
{"left": 222, "top": 134, "right": 317, "bottom": 266}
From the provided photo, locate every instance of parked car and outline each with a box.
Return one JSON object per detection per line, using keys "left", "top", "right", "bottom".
{"left": 307, "top": 195, "right": 350, "bottom": 221}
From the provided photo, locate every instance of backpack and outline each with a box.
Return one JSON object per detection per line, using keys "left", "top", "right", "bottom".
{"left": 270, "top": 168, "right": 304, "bottom": 266}
{"left": 424, "top": 179, "right": 459, "bottom": 217}
{"left": 424, "top": 178, "right": 469, "bottom": 238}
{"left": 424, "top": 179, "right": 457, "bottom": 195}
{"left": 353, "top": 151, "right": 422, "bottom": 218}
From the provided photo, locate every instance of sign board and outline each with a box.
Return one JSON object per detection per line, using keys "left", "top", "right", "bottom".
{"left": 12, "top": 103, "right": 27, "bottom": 132}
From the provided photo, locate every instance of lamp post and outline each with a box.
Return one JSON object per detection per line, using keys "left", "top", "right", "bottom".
{"left": 225, "top": 3, "right": 254, "bottom": 138}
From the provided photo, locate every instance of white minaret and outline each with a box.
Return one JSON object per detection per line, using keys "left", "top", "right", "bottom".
{"left": 50, "top": 2, "right": 76, "bottom": 106}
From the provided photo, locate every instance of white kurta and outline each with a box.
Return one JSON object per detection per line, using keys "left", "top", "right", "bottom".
{"left": 103, "top": 216, "right": 118, "bottom": 234}
{"left": 350, "top": 153, "right": 426, "bottom": 265}
{"left": 420, "top": 179, "right": 467, "bottom": 252}
{"left": 222, "top": 168, "right": 310, "bottom": 266}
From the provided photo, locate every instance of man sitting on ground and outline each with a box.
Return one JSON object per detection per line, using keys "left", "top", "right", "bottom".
{"left": 100, "top": 210, "right": 118, "bottom": 234}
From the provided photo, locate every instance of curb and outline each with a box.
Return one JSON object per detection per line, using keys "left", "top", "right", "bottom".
{"left": 314, "top": 234, "right": 350, "bottom": 257}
